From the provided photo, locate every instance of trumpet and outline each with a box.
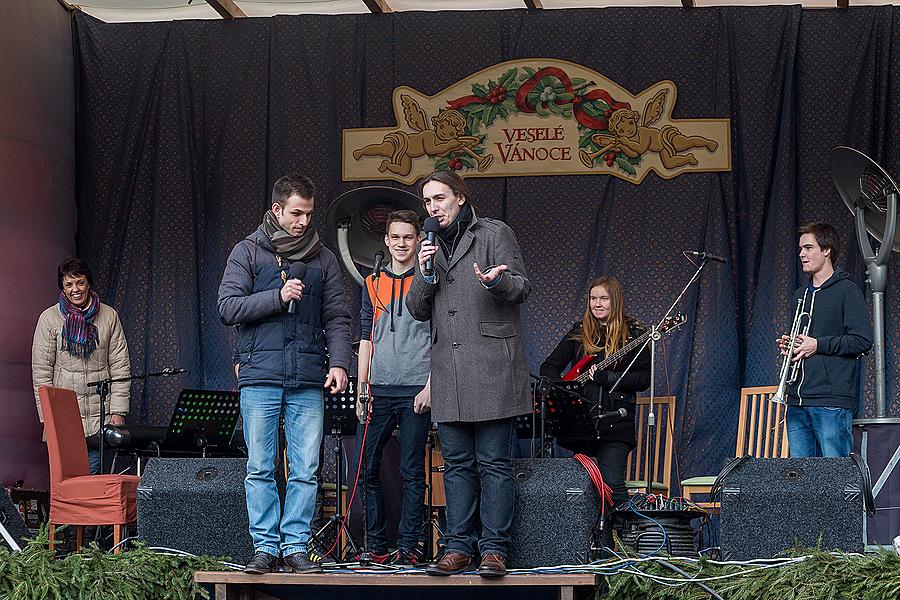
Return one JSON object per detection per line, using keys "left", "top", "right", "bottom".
{"left": 771, "top": 296, "right": 813, "bottom": 404}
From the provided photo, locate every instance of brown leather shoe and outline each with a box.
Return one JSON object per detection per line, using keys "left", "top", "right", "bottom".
{"left": 425, "top": 551, "right": 473, "bottom": 576}
{"left": 477, "top": 553, "right": 507, "bottom": 578}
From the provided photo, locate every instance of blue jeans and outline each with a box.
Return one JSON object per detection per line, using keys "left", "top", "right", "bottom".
{"left": 787, "top": 405, "right": 853, "bottom": 457}
{"left": 438, "top": 418, "right": 516, "bottom": 558}
{"left": 241, "top": 385, "right": 324, "bottom": 557}
{"left": 356, "top": 395, "right": 430, "bottom": 553}
{"left": 87, "top": 448, "right": 101, "bottom": 475}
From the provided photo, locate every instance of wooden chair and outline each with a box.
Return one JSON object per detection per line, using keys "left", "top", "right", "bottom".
{"left": 626, "top": 395, "right": 677, "bottom": 497}
{"left": 680, "top": 385, "right": 788, "bottom": 509}
{"left": 39, "top": 386, "right": 140, "bottom": 552}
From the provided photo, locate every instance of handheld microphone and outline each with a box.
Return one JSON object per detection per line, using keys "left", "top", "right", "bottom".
{"left": 372, "top": 250, "right": 385, "bottom": 280}
{"left": 359, "top": 380, "right": 371, "bottom": 422}
{"left": 287, "top": 262, "right": 308, "bottom": 314}
{"left": 685, "top": 250, "right": 727, "bottom": 264}
{"left": 596, "top": 407, "right": 628, "bottom": 422}
{"left": 422, "top": 217, "right": 441, "bottom": 277}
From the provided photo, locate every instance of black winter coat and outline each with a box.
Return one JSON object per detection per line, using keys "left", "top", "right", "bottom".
{"left": 218, "top": 228, "right": 352, "bottom": 389}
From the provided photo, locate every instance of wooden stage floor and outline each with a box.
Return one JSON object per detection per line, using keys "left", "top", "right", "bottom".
{"left": 195, "top": 570, "right": 599, "bottom": 600}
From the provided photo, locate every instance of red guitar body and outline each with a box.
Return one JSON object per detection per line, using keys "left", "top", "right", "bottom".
{"left": 561, "top": 354, "right": 595, "bottom": 381}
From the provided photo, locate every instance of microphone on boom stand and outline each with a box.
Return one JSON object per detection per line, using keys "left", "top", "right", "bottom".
{"left": 684, "top": 250, "right": 727, "bottom": 264}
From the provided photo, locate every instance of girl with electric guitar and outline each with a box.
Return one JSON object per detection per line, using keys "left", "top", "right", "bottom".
{"left": 539, "top": 276, "right": 650, "bottom": 508}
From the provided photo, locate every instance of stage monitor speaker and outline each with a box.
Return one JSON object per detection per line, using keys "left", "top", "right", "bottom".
{"left": 508, "top": 458, "right": 601, "bottom": 568}
{"left": 1, "top": 489, "right": 30, "bottom": 550}
{"left": 137, "top": 458, "right": 253, "bottom": 563}
{"left": 720, "top": 457, "right": 864, "bottom": 560}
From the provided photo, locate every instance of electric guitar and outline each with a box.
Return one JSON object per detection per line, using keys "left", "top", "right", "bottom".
{"left": 560, "top": 314, "right": 687, "bottom": 384}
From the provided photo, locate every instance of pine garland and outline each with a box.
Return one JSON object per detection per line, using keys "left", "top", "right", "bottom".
{"left": 0, "top": 527, "right": 227, "bottom": 600}
{"left": 605, "top": 549, "right": 900, "bottom": 600}
{"left": 6, "top": 527, "right": 900, "bottom": 599}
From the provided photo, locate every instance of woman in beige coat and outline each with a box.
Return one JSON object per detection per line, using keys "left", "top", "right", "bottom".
{"left": 32, "top": 258, "right": 131, "bottom": 474}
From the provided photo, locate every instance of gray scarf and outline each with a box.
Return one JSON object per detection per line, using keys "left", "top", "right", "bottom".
{"left": 261, "top": 210, "right": 321, "bottom": 261}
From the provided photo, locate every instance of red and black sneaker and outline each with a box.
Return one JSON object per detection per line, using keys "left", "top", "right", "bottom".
{"left": 390, "top": 548, "right": 424, "bottom": 567}
{"left": 355, "top": 551, "right": 390, "bottom": 565}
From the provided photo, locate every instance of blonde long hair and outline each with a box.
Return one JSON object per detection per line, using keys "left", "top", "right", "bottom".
{"left": 573, "top": 276, "right": 629, "bottom": 358}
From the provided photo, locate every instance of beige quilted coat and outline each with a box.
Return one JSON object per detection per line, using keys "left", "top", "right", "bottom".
{"left": 31, "top": 303, "right": 131, "bottom": 437}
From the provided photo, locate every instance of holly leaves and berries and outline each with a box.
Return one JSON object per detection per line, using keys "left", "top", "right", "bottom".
{"left": 444, "top": 65, "right": 644, "bottom": 176}
{"left": 434, "top": 134, "right": 488, "bottom": 172}
{"left": 448, "top": 67, "right": 520, "bottom": 134}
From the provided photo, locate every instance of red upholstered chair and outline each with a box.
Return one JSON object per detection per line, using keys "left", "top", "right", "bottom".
{"left": 39, "top": 386, "right": 140, "bottom": 552}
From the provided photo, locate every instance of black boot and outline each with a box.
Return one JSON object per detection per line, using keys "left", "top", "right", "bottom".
{"left": 244, "top": 551, "right": 279, "bottom": 574}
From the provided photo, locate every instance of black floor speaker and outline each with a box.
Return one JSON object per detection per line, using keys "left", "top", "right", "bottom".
{"left": 1, "top": 489, "right": 30, "bottom": 550}
{"left": 720, "top": 457, "right": 864, "bottom": 560}
{"left": 508, "top": 458, "right": 601, "bottom": 568}
{"left": 137, "top": 458, "right": 253, "bottom": 563}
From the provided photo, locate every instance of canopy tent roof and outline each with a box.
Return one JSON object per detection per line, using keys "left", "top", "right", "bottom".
{"left": 67, "top": 0, "right": 897, "bottom": 22}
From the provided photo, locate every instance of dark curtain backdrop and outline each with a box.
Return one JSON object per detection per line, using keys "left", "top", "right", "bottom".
{"left": 72, "top": 7, "right": 898, "bottom": 481}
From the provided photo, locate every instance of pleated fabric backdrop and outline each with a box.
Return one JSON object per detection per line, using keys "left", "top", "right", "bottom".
{"left": 72, "top": 6, "right": 898, "bottom": 480}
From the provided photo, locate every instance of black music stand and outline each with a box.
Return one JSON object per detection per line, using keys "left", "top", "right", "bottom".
{"left": 544, "top": 382, "right": 603, "bottom": 447}
{"left": 311, "top": 379, "right": 360, "bottom": 562}
{"left": 518, "top": 378, "right": 551, "bottom": 458}
{"left": 162, "top": 389, "right": 241, "bottom": 454}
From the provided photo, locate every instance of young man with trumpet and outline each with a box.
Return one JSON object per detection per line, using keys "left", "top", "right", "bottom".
{"left": 776, "top": 222, "right": 872, "bottom": 457}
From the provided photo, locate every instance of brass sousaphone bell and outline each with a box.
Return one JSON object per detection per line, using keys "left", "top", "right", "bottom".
{"left": 325, "top": 186, "right": 427, "bottom": 286}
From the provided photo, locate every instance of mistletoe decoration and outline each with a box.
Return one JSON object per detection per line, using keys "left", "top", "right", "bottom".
{"left": 444, "top": 66, "right": 643, "bottom": 176}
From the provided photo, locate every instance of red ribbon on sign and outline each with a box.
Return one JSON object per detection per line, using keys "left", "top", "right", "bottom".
{"left": 447, "top": 95, "right": 483, "bottom": 110}
{"left": 515, "top": 66, "right": 631, "bottom": 131}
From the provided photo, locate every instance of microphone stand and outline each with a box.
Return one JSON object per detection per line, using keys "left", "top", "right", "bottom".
{"left": 537, "top": 377, "right": 550, "bottom": 458}
{"left": 357, "top": 264, "right": 382, "bottom": 565}
{"left": 87, "top": 368, "right": 189, "bottom": 475}
{"left": 608, "top": 255, "right": 711, "bottom": 496}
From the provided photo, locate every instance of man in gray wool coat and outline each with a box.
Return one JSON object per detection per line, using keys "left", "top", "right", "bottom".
{"left": 406, "top": 169, "right": 532, "bottom": 578}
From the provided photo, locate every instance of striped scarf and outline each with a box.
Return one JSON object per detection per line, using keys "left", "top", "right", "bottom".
{"left": 261, "top": 210, "right": 321, "bottom": 261}
{"left": 58, "top": 290, "right": 101, "bottom": 358}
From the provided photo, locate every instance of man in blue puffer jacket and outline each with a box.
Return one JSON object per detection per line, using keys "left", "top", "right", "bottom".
{"left": 218, "top": 174, "right": 351, "bottom": 574}
{"left": 778, "top": 221, "right": 872, "bottom": 457}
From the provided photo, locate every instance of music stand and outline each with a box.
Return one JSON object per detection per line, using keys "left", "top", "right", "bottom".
{"left": 162, "top": 389, "right": 241, "bottom": 455}
{"left": 519, "top": 377, "right": 580, "bottom": 457}
{"left": 545, "top": 383, "right": 602, "bottom": 447}
{"left": 515, "top": 383, "right": 540, "bottom": 457}
{"left": 311, "top": 377, "right": 360, "bottom": 562}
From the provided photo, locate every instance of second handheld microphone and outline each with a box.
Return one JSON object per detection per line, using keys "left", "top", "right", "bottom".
{"left": 422, "top": 216, "right": 441, "bottom": 277}
{"left": 287, "top": 262, "right": 308, "bottom": 314}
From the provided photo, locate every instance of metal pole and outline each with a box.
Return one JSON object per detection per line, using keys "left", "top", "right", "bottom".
{"left": 644, "top": 327, "right": 657, "bottom": 497}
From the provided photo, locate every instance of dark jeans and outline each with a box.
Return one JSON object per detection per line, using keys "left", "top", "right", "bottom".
{"left": 438, "top": 418, "right": 516, "bottom": 558}
{"left": 356, "top": 395, "right": 430, "bottom": 553}
{"left": 87, "top": 448, "right": 101, "bottom": 475}
{"left": 594, "top": 441, "right": 631, "bottom": 508}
